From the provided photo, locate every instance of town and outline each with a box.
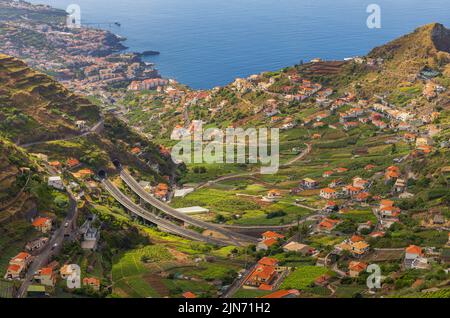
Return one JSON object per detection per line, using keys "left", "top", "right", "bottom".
{"left": 0, "top": 0, "right": 449, "bottom": 300}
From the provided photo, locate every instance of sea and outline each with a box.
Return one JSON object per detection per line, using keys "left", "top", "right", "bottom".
{"left": 29, "top": 0, "right": 450, "bottom": 89}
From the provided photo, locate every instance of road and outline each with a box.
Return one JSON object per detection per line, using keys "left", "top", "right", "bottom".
{"left": 17, "top": 190, "right": 78, "bottom": 298}
{"left": 18, "top": 119, "right": 104, "bottom": 148}
{"left": 119, "top": 170, "right": 257, "bottom": 245}
{"left": 222, "top": 263, "right": 258, "bottom": 298}
{"left": 220, "top": 213, "right": 321, "bottom": 231}
{"left": 101, "top": 179, "right": 232, "bottom": 246}
{"left": 195, "top": 143, "right": 312, "bottom": 190}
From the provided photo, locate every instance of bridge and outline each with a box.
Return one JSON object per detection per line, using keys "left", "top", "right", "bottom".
{"left": 100, "top": 178, "right": 233, "bottom": 246}
{"left": 118, "top": 169, "right": 258, "bottom": 245}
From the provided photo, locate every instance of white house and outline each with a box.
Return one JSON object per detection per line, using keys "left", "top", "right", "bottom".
{"left": 48, "top": 176, "right": 64, "bottom": 190}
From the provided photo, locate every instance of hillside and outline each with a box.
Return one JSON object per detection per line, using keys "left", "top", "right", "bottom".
{"left": 360, "top": 23, "right": 450, "bottom": 110}
{"left": 0, "top": 54, "right": 100, "bottom": 145}
{"left": 0, "top": 136, "right": 40, "bottom": 223}
{"left": 0, "top": 53, "right": 176, "bottom": 173}
{"left": 0, "top": 53, "right": 178, "bottom": 230}
{"left": 0, "top": 53, "right": 187, "bottom": 296}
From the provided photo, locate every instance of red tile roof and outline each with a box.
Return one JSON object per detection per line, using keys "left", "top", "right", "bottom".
{"left": 7, "top": 264, "right": 22, "bottom": 272}
{"left": 261, "top": 238, "right": 278, "bottom": 248}
{"left": 258, "top": 257, "right": 278, "bottom": 267}
{"left": 32, "top": 217, "right": 51, "bottom": 227}
{"left": 182, "top": 291, "right": 197, "bottom": 298}
{"left": 348, "top": 261, "right": 368, "bottom": 272}
{"left": 406, "top": 245, "right": 423, "bottom": 256}
{"left": 261, "top": 289, "right": 300, "bottom": 298}
{"left": 262, "top": 231, "right": 285, "bottom": 240}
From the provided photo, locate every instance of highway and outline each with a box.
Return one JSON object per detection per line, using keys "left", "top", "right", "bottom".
{"left": 101, "top": 179, "right": 232, "bottom": 246}
{"left": 119, "top": 170, "right": 258, "bottom": 245}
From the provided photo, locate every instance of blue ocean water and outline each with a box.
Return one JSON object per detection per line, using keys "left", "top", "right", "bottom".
{"left": 30, "top": 0, "right": 450, "bottom": 89}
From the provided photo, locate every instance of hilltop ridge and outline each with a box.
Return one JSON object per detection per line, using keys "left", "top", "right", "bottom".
{"left": 370, "top": 23, "right": 450, "bottom": 61}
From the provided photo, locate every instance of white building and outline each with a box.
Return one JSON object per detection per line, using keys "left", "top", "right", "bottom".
{"left": 48, "top": 176, "right": 64, "bottom": 190}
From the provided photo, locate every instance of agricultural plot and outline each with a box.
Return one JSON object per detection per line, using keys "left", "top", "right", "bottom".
{"left": 280, "top": 266, "right": 331, "bottom": 290}
{"left": 111, "top": 245, "right": 175, "bottom": 297}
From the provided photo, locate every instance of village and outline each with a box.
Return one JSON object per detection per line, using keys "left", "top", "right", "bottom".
{"left": 0, "top": 1, "right": 449, "bottom": 299}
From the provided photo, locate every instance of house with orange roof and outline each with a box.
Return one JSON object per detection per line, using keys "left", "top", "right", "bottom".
{"left": 267, "top": 189, "right": 281, "bottom": 199}
{"left": 257, "top": 238, "right": 279, "bottom": 251}
{"left": 154, "top": 183, "right": 169, "bottom": 200}
{"left": 403, "top": 133, "right": 416, "bottom": 143}
{"left": 78, "top": 169, "right": 94, "bottom": 178}
{"left": 261, "top": 289, "right": 300, "bottom": 299}
{"left": 379, "top": 199, "right": 394, "bottom": 209}
{"left": 32, "top": 217, "right": 52, "bottom": 233}
{"left": 314, "top": 274, "right": 331, "bottom": 287}
{"left": 342, "top": 185, "right": 364, "bottom": 198}
{"left": 348, "top": 261, "right": 368, "bottom": 277}
{"left": 48, "top": 161, "right": 62, "bottom": 169}
{"left": 322, "top": 170, "right": 334, "bottom": 178}
{"left": 34, "top": 267, "right": 56, "bottom": 287}
{"left": 130, "top": 147, "right": 142, "bottom": 155}
{"left": 335, "top": 167, "right": 349, "bottom": 173}
{"left": 405, "top": 245, "right": 423, "bottom": 259}
{"left": 350, "top": 235, "right": 365, "bottom": 243}
{"left": 83, "top": 277, "right": 101, "bottom": 291}
{"left": 336, "top": 239, "right": 370, "bottom": 257}
{"left": 385, "top": 166, "right": 400, "bottom": 181}
{"left": 262, "top": 231, "right": 285, "bottom": 241}
{"left": 405, "top": 245, "right": 429, "bottom": 269}
{"left": 343, "top": 121, "right": 359, "bottom": 131}
{"left": 66, "top": 158, "right": 80, "bottom": 169}
{"left": 416, "top": 145, "right": 433, "bottom": 154}
{"left": 258, "top": 283, "right": 274, "bottom": 291}
{"left": 318, "top": 218, "right": 340, "bottom": 233}
{"left": 263, "top": 189, "right": 282, "bottom": 202}
{"left": 9, "top": 252, "right": 32, "bottom": 267}
{"left": 351, "top": 241, "right": 370, "bottom": 257}
{"left": 258, "top": 257, "right": 279, "bottom": 267}
{"left": 379, "top": 205, "right": 401, "bottom": 219}
{"left": 364, "top": 164, "right": 376, "bottom": 171}
{"left": 4, "top": 264, "right": 24, "bottom": 280}
{"left": 4, "top": 252, "right": 32, "bottom": 279}
{"left": 245, "top": 263, "right": 278, "bottom": 288}
{"left": 353, "top": 177, "right": 370, "bottom": 189}
{"left": 182, "top": 291, "right": 197, "bottom": 299}
{"left": 60, "top": 264, "right": 77, "bottom": 280}
{"left": 355, "top": 192, "right": 370, "bottom": 202}
{"left": 320, "top": 188, "right": 337, "bottom": 199}
{"left": 369, "top": 231, "right": 385, "bottom": 238}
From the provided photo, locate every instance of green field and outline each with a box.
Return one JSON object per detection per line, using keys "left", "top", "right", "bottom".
{"left": 280, "top": 266, "right": 331, "bottom": 290}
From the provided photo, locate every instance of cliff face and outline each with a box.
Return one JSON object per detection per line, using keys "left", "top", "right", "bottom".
{"left": 432, "top": 23, "right": 450, "bottom": 53}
